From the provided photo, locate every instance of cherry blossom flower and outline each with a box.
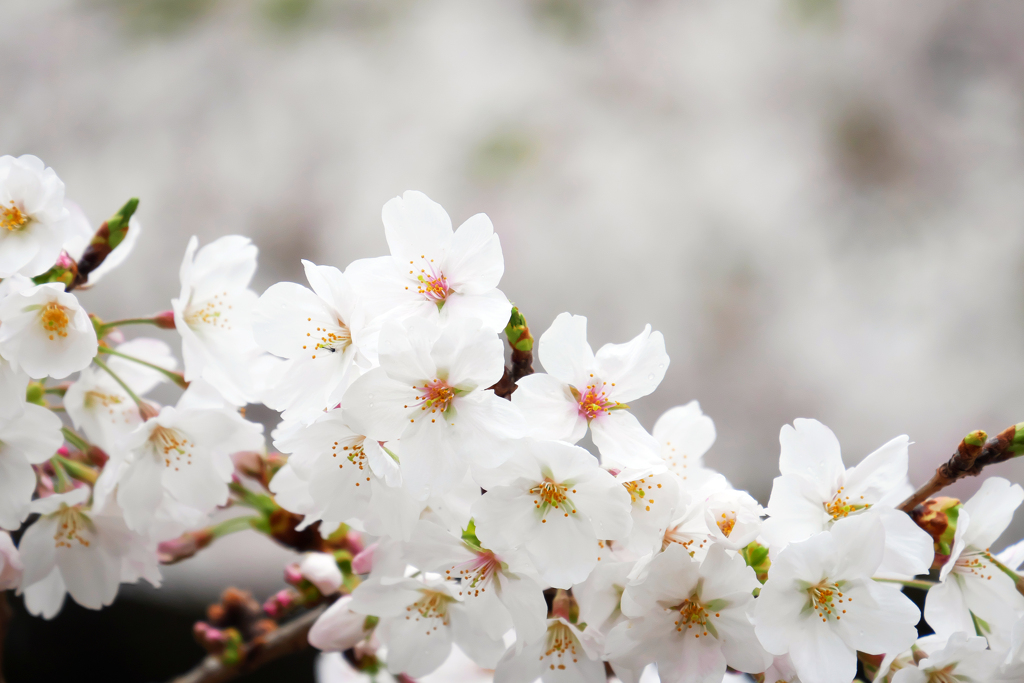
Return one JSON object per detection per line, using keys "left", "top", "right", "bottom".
{"left": 703, "top": 489, "right": 764, "bottom": 550}
{"left": 761, "top": 418, "right": 933, "bottom": 577}
{"left": 172, "top": 235, "right": 263, "bottom": 406}
{"left": 64, "top": 338, "right": 176, "bottom": 454}
{"left": 0, "top": 155, "right": 69, "bottom": 278}
{"left": 660, "top": 497, "right": 715, "bottom": 562}
{"left": 0, "top": 531, "right": 22, "bottom": 590}
{"left": 606, "top": 544, "right": 771, "bottom": 683}
{"left": 753, "top": 514, "right": 921, "bottom": 683}
{"left": 511, "top": 313, "right": 668, "bottom": 469}
{"left": 924, "top": 476, "right": 1024, "bottom": 650}
{"left": 403, "top": 520, "right": 548, "bottom": 649}
{"left": 472, "top": 438, "right": 632, "bottom": 589}
{"left": 616, "top": 470, "right": 685, "bottom": 557}
{"left": 343, "top": 317, "right": 524, "bottom": 497}
{"left": 0, "top": 401, "right": 63, "bottom": 529}
{"left": 347, "top": 574, "right": 506, "bottom": 677}
{"left": 254, "top": 259, "right": 376, "bottom": 422}
{"left": 0, "top": 282, "right": 98, "bottom": 379}
{"left": 494, "top": 616, "right": 606, "bottom": 683}
{"left": 346, "top": 190, "right": 511, "bottom": 332}
{"left": 653, "top": 402, "right": 728, "bottom": 492}
{"left": 890, "top": 632, "right": 1001, "bottom": 683}
{"left": 18, "top": 488, "right": 160, "bottom": 618}
{"left": 109, "top": 382, "right": 264, "bottom": 534}
{"left": 271, "top": 409, "right": 404, "bottom": 537}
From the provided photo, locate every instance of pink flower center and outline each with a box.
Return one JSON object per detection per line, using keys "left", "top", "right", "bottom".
{"left": 446, "top": 550, "right": 501, "bottom": 597}
{"left": 411, "top": 260, "right": 450, "bottom": 304}
{"left": 575, "top": 383, "right": 623, "bottom": 420}
{"left": 412, "top": 379, "right": 457, "bottom": 416}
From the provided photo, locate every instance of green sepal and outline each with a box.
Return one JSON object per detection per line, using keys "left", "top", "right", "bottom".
{"left": 25, "top": 381, "right": 46, "bottom": 406}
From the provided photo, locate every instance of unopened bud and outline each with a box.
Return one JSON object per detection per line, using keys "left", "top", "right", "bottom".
{"left": 741, "top": 541, "right": 771, "bottom": 584}
{"left": 262, "top": 589, "right": 297, "bottom": 618}
{"left": 351, "top": 542, "right": 377, "bottom": 575}
{"left": 504, "top": 306, "right": 533, "bottom": 352}
{"left": 910, "top": 497, "right": 961, "bottom": 569}
{"left": 284, "top": 563, "right": 303, "bottom": 586}
{"left": 138, "top": 401, "right": 160, "bottom": 420}
{"left": 25, "top": 381, "right": 45, "bottom": 406}
{"left": 152, "top": 310, "right": 177, "bottom": 329}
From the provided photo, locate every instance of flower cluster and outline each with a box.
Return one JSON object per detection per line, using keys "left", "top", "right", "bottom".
{"left": 2, "top": 157, "right": 1024, "bottom": 683}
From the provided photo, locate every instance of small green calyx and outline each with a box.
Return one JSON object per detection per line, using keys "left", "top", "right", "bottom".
{"left": 741, "top": 541, "right": 771, "bottom": 584}
{"left": 504, "top": 306, "right": 533, "bottom": 352}
{"left": 25, "top": 381, "right": 46, "bottom": 406}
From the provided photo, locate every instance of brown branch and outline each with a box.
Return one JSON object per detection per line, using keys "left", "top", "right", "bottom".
{"left": 490, "top": 306, "right": 534, "bottom": 399}
{"left": 170, "top": 604, "right": 326, "bottom": 683}
{"left": 899, "top": 425, "right": 1020, "bottom": 513}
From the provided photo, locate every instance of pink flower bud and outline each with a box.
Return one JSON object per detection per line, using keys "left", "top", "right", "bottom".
{"left": 351, "top": 542, "right": 377, "bottom": 575}
{"left": 308, "top": 596, "right": 368, "bottom": 652}
{"left": 284, "top": 563, "right": 303, "bottom": 585}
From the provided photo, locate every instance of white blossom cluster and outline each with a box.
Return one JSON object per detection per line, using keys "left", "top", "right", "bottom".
{"left": 1, "top": 155, "right": 1024, "bottom": 683}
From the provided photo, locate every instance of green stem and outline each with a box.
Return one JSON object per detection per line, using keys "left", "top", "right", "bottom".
{"left": 97, "top": 317, "right": 164, "bottom": 336}
{"left": 53, "top": 455, "right": 98, "bottom": 485}
{"left": 210, "top": 515, "right": 256, "bottom": 538}
{"left": 92, "top": 356, "right": 146, "bottom": 411}
{"left": 44, "top": 386, "right": 67, "bottom": 396}
{"left": 61, "top": 427, "right": 91, "bottom": 453}
{"left": 99, "top": 347, "right": 188, "bottom": 389}
{"left": 49, "top": 456, "right": 73, "bottom": 493}
{"left": 874, "top": 577, "right": 938, "bottom": 591}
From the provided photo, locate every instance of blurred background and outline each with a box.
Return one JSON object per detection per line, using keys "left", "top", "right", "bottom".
{"left": 5, "top": 0, "right": 1024, "bottom": 680}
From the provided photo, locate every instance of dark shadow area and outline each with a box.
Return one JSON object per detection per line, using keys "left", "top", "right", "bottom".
{"left": 2, "top": 594, "right": 316, "bottom": 683}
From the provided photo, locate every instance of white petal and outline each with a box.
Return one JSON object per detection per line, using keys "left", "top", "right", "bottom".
{"left": 444, "top": 213, "right": 504, "bottom": 295}
{"left": 594, "top": 325, "right": 669, "bottom": 403}
{"left": 537, "top": 313, "right": 595, "bottom": 386}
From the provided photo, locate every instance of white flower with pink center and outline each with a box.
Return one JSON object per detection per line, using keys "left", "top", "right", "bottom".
{"left": 404, "top": 520, "right": 548, "bottom": 651}
{"left": 511, "top": 312, "right": 668, "bottom": 470}
{"left": 343, "top": 317, "right": 524, "bottom": 497}
{"left": 346, "top": 190, "right": 512, "bottom": 332}
{"left": 472, "top": 438, "right": 632, "bottom": 589}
